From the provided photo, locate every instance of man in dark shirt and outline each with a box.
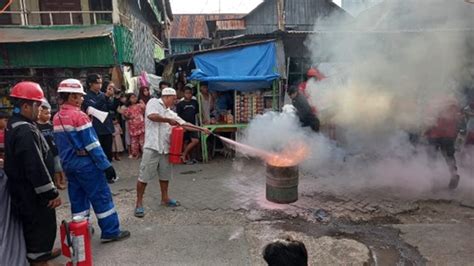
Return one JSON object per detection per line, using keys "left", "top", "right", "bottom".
{"left": 5, "top": 81, "right": 61, "bottom": 265}
{"left": 177, "top": 87, "right": 200, "bottom": 164}
{"left": 288, "top": 86, "right": 320, "bottom": 132}
{"left": 82, "top": 74, "right": 118, "bottom": 162}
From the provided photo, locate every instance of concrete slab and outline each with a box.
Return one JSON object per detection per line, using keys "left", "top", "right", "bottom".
{"left": 79, "top": 225, "right": 250, "bottom": 265}
{"left": 394, "top": 224, "right": 474, "bottom": 266}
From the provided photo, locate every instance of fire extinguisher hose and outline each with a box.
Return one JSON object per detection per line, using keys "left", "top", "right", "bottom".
{"left": 62, "top": 219, "right": 77, "bottom": 265}
{"left": 62, "top": 220, "right": 72, "bottom": 248}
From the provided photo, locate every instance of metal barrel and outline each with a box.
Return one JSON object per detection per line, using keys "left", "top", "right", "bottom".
{"left": 265, "top": 164, "right": 299, "bottom": 204}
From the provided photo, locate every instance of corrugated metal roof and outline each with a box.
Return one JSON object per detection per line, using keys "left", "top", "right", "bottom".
{"left": 170, "top": 14, "right": 244, "bottom": 39}
{"left": 243, "top": 0, "right": 350, "bottom": 34}
{"left": 0, "top": 25, "right": 114, "bottom": 43}
{"left": 161, "top": 39, "right": 277, "bottom": 61}
{"left": 216, "top": 19, "right": 246, "bottom": 31}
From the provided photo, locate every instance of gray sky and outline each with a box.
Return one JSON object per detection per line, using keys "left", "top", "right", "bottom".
{"left": 169, "top": 0, "right": 342, "bottom": 14}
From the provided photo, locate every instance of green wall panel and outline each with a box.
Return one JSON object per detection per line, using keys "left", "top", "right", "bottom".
{"left": 0, "top": 37, "right": 115, "bottom": 68}
{"left": 113, "top": 25, "right": 134, "bottom": 64}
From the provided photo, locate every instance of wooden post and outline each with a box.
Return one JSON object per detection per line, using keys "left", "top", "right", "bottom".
{"left": 276, "top": 0, "right": 285, "bottom": 31}
{"left": 19, "top": 0, "right": 26, "bottom": 25}
{"left": 162, "top": 0, "right": 172, "bottom": 54}
{"left": 112, "top": 0, "right": 120, "bottom": 24}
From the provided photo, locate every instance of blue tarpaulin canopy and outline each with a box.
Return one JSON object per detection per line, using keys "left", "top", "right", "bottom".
{"left": 190, "top": 41, "right": 280, "bottom": 91}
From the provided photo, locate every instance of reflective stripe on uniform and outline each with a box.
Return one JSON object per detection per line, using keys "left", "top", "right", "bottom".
{"left": 85, "top": 141, "right": 101, "bottom": 151}
{"left": 72, "top": 210, "right": 90, "bottom": 217}
{"left": 27, "top": 251, "right": 50, "bottom": 260}
{"left": 34, "top": 182, "right": 55, "bottom": 194}
{"left": 53, "top": 123, "right": 92, "bottom": 132}
{"left": 96, "top": 207, "right": 116, "bottom": 219}
{"left": 53, "top": 125, "right": 75, "bottom": 132}
{"left": 11, "top": 121, "right": 30, "bottom": 129}
{"left": 76, "top": 122, "right": 93, "bottom": 131}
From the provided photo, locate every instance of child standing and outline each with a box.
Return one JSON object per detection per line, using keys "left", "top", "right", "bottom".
{"left": 112, "top": 118, "right": 125, "bottom": 161}
{"left": 177, "top": 86, "right": 200, "bottom": 164}
{"left": 37, "top": 101, "right": 66, "bottom": 189}
{"left": 124, "top": 93, "right": 145, "bottom": 159}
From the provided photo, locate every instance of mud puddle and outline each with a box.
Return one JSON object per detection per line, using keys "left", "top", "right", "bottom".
{"left": 272, "top": 214, "right": 426, "bottom": 265}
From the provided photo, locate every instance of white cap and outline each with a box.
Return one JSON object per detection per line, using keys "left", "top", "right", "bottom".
{"left": 184, "top": 83, "right": 194, "bottom": 89}
{"left": 58, "top": 79, "right": 86, "bottom": 95}
{"left": 161, "top": 87, "right": 177, "bottom": 96}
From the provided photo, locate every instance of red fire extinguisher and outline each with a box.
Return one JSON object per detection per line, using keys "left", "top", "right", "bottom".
{"left": 60, "top": 216, "right": 93, "bottom": 266}
{"left": 169, "top": 126, "right": 184, "bottom": 164}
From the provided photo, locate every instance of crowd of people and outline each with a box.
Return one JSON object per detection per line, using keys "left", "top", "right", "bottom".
{"left": 0, "top": 74, "right": 213, "bottom": 265}
{"left": 0, "top": 69, "right": 473, "bottom": 265}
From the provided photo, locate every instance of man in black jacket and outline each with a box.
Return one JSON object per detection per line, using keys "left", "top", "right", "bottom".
{"left": 4, "top": 81, "right": 61, "bottom": 265}
{"left": 83, "top": 74, "right": 117, "bottom": 162}
{"left": 287, "top": 86, "right": 320, "bottom": 132}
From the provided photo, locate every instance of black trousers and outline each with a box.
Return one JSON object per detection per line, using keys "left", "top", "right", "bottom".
{"left": 22, "top": 203, "right": 57, "bottom": 262}
{"left": 98, "top": 134, "right": 113, "bottom": 162}
{"left": 428, "top": 137, "right": 457, "bottom": 176}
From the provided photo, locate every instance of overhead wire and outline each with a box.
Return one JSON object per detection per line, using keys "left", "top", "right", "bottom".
{"left": 198, "top": 0, "right": 210, "bottom": 14}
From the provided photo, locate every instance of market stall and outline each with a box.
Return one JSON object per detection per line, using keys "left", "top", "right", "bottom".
{"left": 190, "top": 41, "right": 281, "bottom": 162}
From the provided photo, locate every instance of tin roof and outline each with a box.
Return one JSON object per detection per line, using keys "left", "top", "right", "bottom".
{"left": 215, "top": 19, "right": 246, "bottom": 31}
{"left": 0, "top": 25, "right": 114, "bottom": 43}
{"left": 170, "top": 14, "right": 245, "bottom": 39}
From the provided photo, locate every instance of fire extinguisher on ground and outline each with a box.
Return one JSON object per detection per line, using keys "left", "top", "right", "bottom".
{"left": 169, "top": 126, "right": 184, "bottom": 164}
{"left": 60, "top": 216, "right": 93, "bottom": 266}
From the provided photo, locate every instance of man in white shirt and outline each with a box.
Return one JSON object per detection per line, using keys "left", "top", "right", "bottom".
{"left": 134, "top": 88, "right": 209, "bottom": 217}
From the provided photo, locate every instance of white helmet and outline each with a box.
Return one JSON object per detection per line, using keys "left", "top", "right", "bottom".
{"left": 58, "top": 79, "right": 86, "bottom": 95}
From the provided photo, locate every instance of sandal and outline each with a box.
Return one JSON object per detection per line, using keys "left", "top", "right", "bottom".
{"left": 161, "top": 199, "right": 181, "bottom": 207}
{"left": 134, "top": 207, "right": 145, "bottom": 217}
{"left": 184, "top": 159, "right": 196, "bottom": 165}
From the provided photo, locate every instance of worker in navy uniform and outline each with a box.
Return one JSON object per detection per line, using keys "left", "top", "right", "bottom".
{"left": 287, "top": 85, "right": 320, "bottom": 132}
{"left": 4, "top": 81, "right": 62, "bottom": 265}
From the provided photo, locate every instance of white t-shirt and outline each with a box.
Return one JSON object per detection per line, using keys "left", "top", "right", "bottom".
{"left": 144, "top": 98, "right": 185, "bottom": 153}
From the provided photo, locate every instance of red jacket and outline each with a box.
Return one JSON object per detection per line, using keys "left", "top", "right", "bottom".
{"left": 426, "top": 102, "right": 461, "bottom": 139}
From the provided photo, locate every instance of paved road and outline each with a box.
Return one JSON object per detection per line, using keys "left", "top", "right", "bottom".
{"left": 51, "top": 157, "right": 474, "bottom": 265}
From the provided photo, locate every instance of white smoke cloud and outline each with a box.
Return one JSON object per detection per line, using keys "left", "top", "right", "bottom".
{"left": 239, "top": 0, "right": 474, "bottom": 199}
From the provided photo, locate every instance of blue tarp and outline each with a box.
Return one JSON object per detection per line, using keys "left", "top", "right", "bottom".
{"left": 190, "top": 42, "right": 280, "bottom": 91}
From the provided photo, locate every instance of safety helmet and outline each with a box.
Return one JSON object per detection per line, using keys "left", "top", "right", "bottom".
{"left": 10, "top": 81, "right": 44, "bottom": 102}
{"left": 58, "top": 79, "right": 86, "bottom": 95}
{"left": 307, "top": 68, "right": 319, "bottom": 78}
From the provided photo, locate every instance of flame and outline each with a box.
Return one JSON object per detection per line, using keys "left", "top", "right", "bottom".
{"left": 216, "top": 135, "right": 309, "bottom": 167}
{"left": 266, "top": 142, "right": 310, "bottom": 167}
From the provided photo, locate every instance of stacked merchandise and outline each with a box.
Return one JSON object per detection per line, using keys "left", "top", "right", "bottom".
{"left": 235, "top": 91, "right": 265, "bottom": 123}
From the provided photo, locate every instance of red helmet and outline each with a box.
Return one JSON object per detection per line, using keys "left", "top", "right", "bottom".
{"left": 10, "top": 81, "right": 44, "bottom": 102}
{"left": 307, "top": 68, "right": 319, "bottom": 78}
{"left": 307, "top": 67, "right": 327, "bottom": 81}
